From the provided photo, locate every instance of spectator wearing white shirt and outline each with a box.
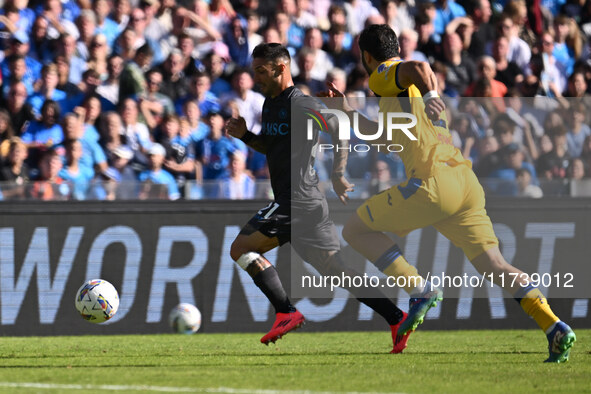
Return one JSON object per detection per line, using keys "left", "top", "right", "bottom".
{"left": 97, "top": 54, "right": 124, "bottom": 109}
{"left": 294, "top": 0, "right": 318, "bottom": 29}
{"left": 141, "top": 0, "right": 169, "bottom": 43}
{"left": 343, "top": 0, "right": 379, "bottom": 35}
{"left": 490, "top": 14, "right": 531, "bottom": 73}
{"left": 119, "top": 98, "right": 152, "bottom": 167}
{"left": 302, "top": 27, "right": 333, "bottom": 80}
{"left": 112, "top": 0, "right": 131, "bottom": 33}
{"left": 380, "top": 0, "right": 414, "bottom": 36}
{"left": 220, "top": 69, "right": 264, "bottom": 135}
{"left": 534, "top": 32, "right": 567, "bottom": 96}
{"left": 246, "top": 10, "right": 264, "bottom": 57}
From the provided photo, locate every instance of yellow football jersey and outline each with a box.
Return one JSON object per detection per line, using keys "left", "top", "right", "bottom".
{"left": 368, "top": 60, "right": 470, "bottom": 179}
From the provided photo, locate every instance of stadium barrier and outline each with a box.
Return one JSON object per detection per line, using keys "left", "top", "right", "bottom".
{"left": 0, "top": 198, "right": 589, "bottom": 336}
{"left": 2, "top": 178, "right": 591, "bottom": 201}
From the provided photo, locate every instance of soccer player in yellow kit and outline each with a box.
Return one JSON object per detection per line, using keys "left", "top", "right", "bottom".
{"left": 333, "top": 24, "right": 575, "bottom": 362}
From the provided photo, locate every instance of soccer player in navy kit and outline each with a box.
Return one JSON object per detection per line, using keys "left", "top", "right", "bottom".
{"left": 226, "top": 43, "right": 413, "bottom": 352}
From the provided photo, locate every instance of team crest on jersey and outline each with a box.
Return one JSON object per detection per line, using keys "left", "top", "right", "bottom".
{"left": 279, "top": 108, "right": 288, "bottom": 120}
{"left": 377, "top": 62, "right": 394, "bottom": 81}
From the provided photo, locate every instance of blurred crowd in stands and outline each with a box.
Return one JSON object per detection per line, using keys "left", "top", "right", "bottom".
{"left": 0, "top": 0, "right": 591, "bottom": 200}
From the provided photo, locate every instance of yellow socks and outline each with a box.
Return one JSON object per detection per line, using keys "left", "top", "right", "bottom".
{"left": 373, "top": 245, "right": 426, "bottom": 295}
{"left": 515, "top": 286, "right": 560, "bottom": 332}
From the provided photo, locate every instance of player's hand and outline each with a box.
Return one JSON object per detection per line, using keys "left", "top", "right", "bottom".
{"left": 424, "top": 97, "right": 446, "bottom": 122}
{"left": 317, "top": 81, "right": 344, "bottom": 98}
{"left": 331, "top": 174, "right": 355, "bottom": 205}
{"left": 225, "top": 116, "right": 247, "bottom": 139}
{"left": 317, "top": 82, "right": 353, "bottom": 112}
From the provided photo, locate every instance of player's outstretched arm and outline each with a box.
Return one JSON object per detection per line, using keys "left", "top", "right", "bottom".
{"left": 397, "top": 61, "right": 446, "bottom": 122}
{"left": 317, "top": 83, "right": 356, "bottom": 204}
{"left": 225, "top": 116, "right": 268, "bottom": 154}
{"left": 330, "top": 138, "right": 355, "bottom": 205}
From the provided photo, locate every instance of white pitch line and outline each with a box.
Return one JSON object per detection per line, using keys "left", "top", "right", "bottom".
{"left": 0, "top": 382, "right": 403, "bottom": 394}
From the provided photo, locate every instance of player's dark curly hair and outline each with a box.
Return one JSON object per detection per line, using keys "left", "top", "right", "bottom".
{"left": 252, "top": 43, "right": 291, "bottom": 62}
{"left": 358, "top": 24, "right": 400, "bottom": 62}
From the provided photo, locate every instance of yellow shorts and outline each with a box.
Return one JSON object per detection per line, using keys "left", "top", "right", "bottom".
{"left": 357, "top": 164, "right": 498, "bottom": 261}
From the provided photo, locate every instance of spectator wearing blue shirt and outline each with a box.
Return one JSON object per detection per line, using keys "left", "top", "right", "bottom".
{"left": 1, "top": 55, "right": 35, "bottom": 98}
{"left": 224, "top": 16, "right": 250, "bottom": 67}
{"left": 566, "top": 102, "right": 591, "bottom": 158}
{"left": 202, "top": 50, "right": 232, "bottom": 98}
{"left": 9, "top": 1, "right": 35, "bottom": 34}
{"left": 138, "top": 143, "right": 180, "bottom": 200}
{"left": 60, "top": 69, "right": 103, "bottom": 114}
{"left": 78, "top": 95, "right": 103, "bottom": 144}
{"left": 0, "top": 32, "right": 42, "bottom": 88}
{"left": 218, "top": 151, "right": 256, "bottom": 199}
{"left": 434, "top": 0, "right": 467, "bottom": 35}
{"left": 247, "top": 149, "right": 269, "bottom": 180}
{"left": 25, "top": 16, "right": 53, "bottom": 64}
{"left": 111, "top": 0, "right": 131, "bottom": 33}
{"left": 489, "top": 143, "right": 539, "bottom": 195}
{"left": 275, "top": 11, "right": 304, "bottom": 50}
{"left": 93, "top": 0, "right": 120, "bottom": 47}
{"left": 21, "top": 100, "right": 63, "bottom": 172}
{"left": 21, "top": 100, "right": 63, "bottom": 149}
{"left": 59, "top": 138, "right": 96, "bottom": 200}
{"left": 26, "top": 63, "right": 67, "bottom": 118}
{"left": 57, "top": 33, "right": 88, "bottom": 86}
{"left": 57, "top": 112, "right": 108, "bottom": 174}
{"left": 541, "top": 0, "right": 566, "bottom": 15}
{"left": 182, "top": 100, "right": 210, "bottom": 145}
{"left": 552, "top": 16, "right": 576, "bottom": 76}
{"left": 175, "top": 72, "right": 221, "bottom": 117}
{"left": 196, "top": 111, "right": 237, "bottom": 181}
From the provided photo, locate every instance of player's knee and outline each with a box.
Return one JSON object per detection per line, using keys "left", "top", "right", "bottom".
{"left": 306, "top": 250, "right": 338, "bottom": 275}
{"left": 230, "top": 240, "right": 248, "bottom": 262}
{"left": 234, "top": 251, "right": 272, "bottom": 277}
{"left": 471, "top": 247, "right": 509, "bottom": 275}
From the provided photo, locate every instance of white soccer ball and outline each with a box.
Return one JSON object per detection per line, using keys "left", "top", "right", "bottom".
{"left": 169, "top": 303, "right": 202, "bottom": 334}
{"left": 74, "top": 279, "right": 120, "bottom": 323}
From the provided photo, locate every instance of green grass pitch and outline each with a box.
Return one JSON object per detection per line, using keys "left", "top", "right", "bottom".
{"left": 0, "top": 330, "right": 588, "bottom": 393}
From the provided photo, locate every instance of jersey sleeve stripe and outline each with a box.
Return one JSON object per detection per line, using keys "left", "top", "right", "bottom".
{"left": 394, "top": 62, "right": 405, "bottom": 92}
